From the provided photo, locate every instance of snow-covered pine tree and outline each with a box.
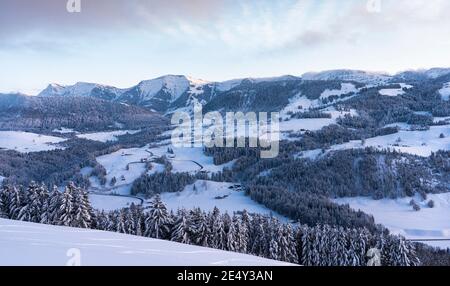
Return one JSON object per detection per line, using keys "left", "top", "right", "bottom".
{"left": 389, "top": 237, "right": 420, "bottom": 266}
{"left": 44, "top": 186, "right": 61, "bottom": 225}
{"left": 225, "top": 213, "right": 238, "bottom": 252}
{"left": 295, "top": 225, "right": 306, "bottom": 265}
{"left": 331, "top": 226, "right": 349, "bottom": 266}
{"left": 107, "top": 211, "right": 118, "bottom": 232}
{"left": 317, "top": 225, "right": 330, "bottom": 266}
{"left": 130, "top": 203, "right": 145, "bottom": 236}
{"left": 18, "top": 183, "right": 43, "bottom": 223}
{"left": 278, "top": 224, "right": 298, "bottom": 264}
{"left": 6, "top": 186, "right": 22, "bottom": 220}
{"left": 145, "top": 195, "right": 171, "bottom": 239}
{"left": 58, "top": 184, "right": 76, "bottom": 227}
{"left": 189, "top": 208, "right": 210, "bottom": 247}
{"left": 347, "top": 228, "right": 361, "bottom": 266}
{"left": 355, "top": 228, "right": 370, "bottom": 266}
{"left": 240, "top": 210, "right": 251, "bottom": 252}
{"left": 95, "top": 210, "right": 109, "bottom": 231}
{"left": 116, "top": 209, "right": 127, "bottom": 234}
{"left": 250, "top": 215, "right": 266, "bottom": 257}
{"left": 301, "top": 226, "right": 314, "bottom": 266}
{"left": 215, "top": 213, "right": 228, "bottom": 250}
{"left": 71, "top": 183, "right": 93, "bottom": 229}
{"left": 0, "top": 188, "right": 8, "bottom": 219}
{"left": 39, "top": 184, "right": 52, "bottom": 224}
{"left": 125, "top": 207, "right": 136, "bottom": 235}
{"left": 171, "top": 209, "right": 192, "bottom": 244}
{"left": 267, "top": 218, "right": 280, "bottom": 261}
{"left": 233, "top": 214, "right": 248, "bottom": 253}
{"left": 207, "top": 207, "right": 221, "bottom": 248}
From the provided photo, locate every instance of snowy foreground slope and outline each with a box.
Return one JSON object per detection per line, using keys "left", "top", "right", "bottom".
{"left": 0, "top": 219, "right": 290, "bottom": 266}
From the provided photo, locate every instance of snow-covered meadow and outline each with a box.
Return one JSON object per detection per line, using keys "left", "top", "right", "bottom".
{"left": 330, "top": 125, "right": 449, "bottom": 157}
{"left": 0, "top": 219, "right": 290, "bottom": 266}
{"left": 335, "top": 193, "right": 450, "bottom": 248}
{"left": 0, "top": 131, "right": 66, "bottom": 153}
{"left": 77, "top": 130, "right": 140, "bottom": 143}
{"left": 158, "top": 180, "right": 287, "bottom": 221}
{"left": 89, "top": 194, "right": 142, "bottom": 211}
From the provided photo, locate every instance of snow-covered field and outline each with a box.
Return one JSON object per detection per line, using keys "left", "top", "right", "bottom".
{"left": 89, "top": 194, "right": 142, "bottom": 211}
{"left": 92, "top": 146, "right": 153, "bottom": 193}
{"left": 439, "top": 82, "right": 450, "bottom": 101}
{"left": 77, "top": 130, "right": 140, "bottom": 143}
{"left": 0, "top": 131, "right": 66, "bottom": 153}
{"left": 379, "top": 83, "right": 413, "bottom": 97}
{"left": 320, "top": 83, "right": 358, "bottom": 100}
{"left": 89, "top": 143, "right": 234, "bottom": 195}
{"left": 335, "top": 193, "right": 450, "bottom": 248}
{"left": 52, "top": 127, "right": 77, "bottom": 134}
{"left": 280, "top": 107, "right": 358, "bottom": 135}
{"left": 330, "top": 125, "right": 449, "bottom": 157}
{"left": 0, "top": 219, "right": 290, "bottom": 266}
{"left": 158, "top": 180, "right": 287, "bottom": 221}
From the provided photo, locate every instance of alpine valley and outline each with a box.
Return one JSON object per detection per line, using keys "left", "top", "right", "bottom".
{"left": 1, "top": 68, "right": 450, "bottom": 266}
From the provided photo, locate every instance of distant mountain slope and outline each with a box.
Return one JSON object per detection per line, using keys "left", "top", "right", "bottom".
{"left": 0, "top": 219, "right": 290, "bottom": 266}
{"left": 302, "top": 69, "right": 391, "bottom": 84}
{"left": 0, "top": 93, "right": 167, "bottom": 131}
{"left": 33, "top": 68, "right": 450, "bottom": 114}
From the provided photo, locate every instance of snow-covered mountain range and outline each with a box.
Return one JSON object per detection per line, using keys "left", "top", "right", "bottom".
{"left": 34, "top": 68, "right": 450, "bottom": 113}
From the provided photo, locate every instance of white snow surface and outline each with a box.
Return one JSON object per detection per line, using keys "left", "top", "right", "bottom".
{"left": 320, "top": 83, "right": 358, "bottom": 99}
{"left": 52, "top": 127, "right": 78, "bottom": 134}
{"left": 158, "top": 180, "right": 287, "bottom": 221}
{"left": 280, "top": 107, "right": 358, "bottom": 135}
{"left": 0, "top": 131, "right": 66, "bottom": 153}
{"left": 38, "top": 82, "right": 122, "bottom": 98}
{"left": 329, "top": 125, "right": 449, "bottom": 157}
{"left": 379, "top": 84, "right": 412, "bottom": 97}
{"left": 77, "top": 130, "right": 140, "bottom": 142}
{"left": 138, "top": 75, "right": 190, "bottom": 101}
{"left": 89, "top": 194, "right": 142, "bottom": 212}
{"left": 335, "top": 193, "right": 450, "bottom": 248}
{"left": 0, "top": 219, "right": 291, "bottom": 266}
{"left": 90, "top": 143, "right": 233, "bottom": 195}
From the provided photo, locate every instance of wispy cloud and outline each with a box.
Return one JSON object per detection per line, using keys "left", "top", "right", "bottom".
{"left": 2, "top": 0, "right": 450, "bottom": 94}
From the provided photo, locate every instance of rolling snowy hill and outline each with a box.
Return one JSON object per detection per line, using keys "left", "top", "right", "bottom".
{"left": 0, "top": 219, "right": 291, "bottom": 266}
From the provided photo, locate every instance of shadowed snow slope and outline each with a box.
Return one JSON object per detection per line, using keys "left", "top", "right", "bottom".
{"left": 0, "top": 219, "right": 291, "bottom": 266}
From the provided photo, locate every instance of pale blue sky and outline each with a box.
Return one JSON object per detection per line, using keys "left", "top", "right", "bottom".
{"left": 1, "top": 0, "right": 450, "bottom": 94}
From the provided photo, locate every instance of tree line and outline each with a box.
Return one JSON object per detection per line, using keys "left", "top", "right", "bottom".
{"left": 0, "top": 182, "right": 424, "bottom": 266}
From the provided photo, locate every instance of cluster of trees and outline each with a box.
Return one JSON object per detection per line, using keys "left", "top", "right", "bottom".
{"left": 0, "top": 183, "right": 421, "bottom": 266}
{"left": 0, "top": 182, "right": 94, "bottom": 228}
{"left": 0, "top": 94, "right": 167, "bottom": 131}
{"left": 290, "top": 110, "right": 332, "bottom": 119}
{"left": 342, "top": 84, "right": 450, "bottom": 127}
{"left": 130, "top": 169, "right": 234, "bottom": 198}
{"left": 245, "top": 185, "right": 379, "bottom": 232}
{"left": 0, "top": 139, "right": 106, "bottom": 188}
{"left": 131, "top": 172, "right": 196, "bottom": 197}
{"left": 252, "top": 149, "right": 442, "bottom": 199}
